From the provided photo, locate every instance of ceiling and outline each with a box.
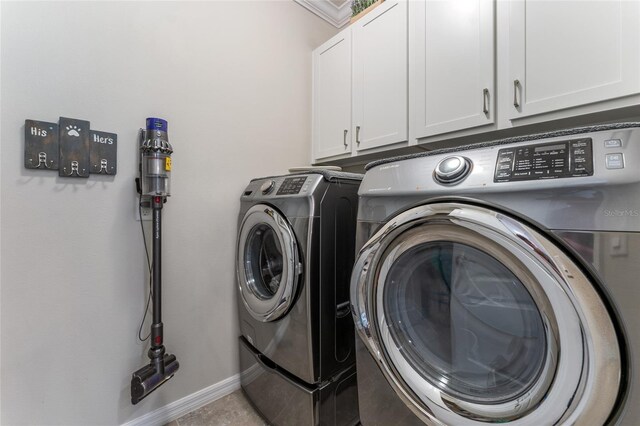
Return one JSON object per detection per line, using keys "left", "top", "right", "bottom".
{"left": 294, "top": 0, "right": 352, "bottom": 28}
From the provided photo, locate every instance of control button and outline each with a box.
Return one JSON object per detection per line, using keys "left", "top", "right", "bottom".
{"left": 260, "top": 180, "right": 275, "bottom": 194}
{"left": 604, "top": 139, "right": 622, "bottom": 148}
{"left": 440, "top": 157, "right": 461, "bottom": 173}
{"left": 605, "top": 153, "right": 624, "bottom": 169}
{"left": 434, "top": 156, "right": 471, "bottom": 184}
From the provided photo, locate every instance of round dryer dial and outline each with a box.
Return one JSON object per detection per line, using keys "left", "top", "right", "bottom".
{"left": 260, "top": 180, "right": 275, "bottom": 194}
{"left": 434, "top": 156, "right": 472, "bottom": 184}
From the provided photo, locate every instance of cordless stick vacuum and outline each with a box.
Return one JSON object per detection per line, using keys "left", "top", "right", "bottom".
{"left": 131, "top": 118, "right": 179, "bottom": 405}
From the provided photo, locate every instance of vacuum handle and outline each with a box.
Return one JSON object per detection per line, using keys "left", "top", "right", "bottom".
{"left": 151, "top": 196, "right": 163, "bottom": 336}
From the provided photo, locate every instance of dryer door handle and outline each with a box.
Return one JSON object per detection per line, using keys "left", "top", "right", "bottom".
{"left": 336, "top": 301, "right": 351, "bottom": 318}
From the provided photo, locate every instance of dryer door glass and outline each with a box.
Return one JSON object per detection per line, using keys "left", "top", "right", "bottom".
{"left": 245, "top": 224, "right": 284, "bottom": 297}
{"left": 382, "top": 241, "right": 546, "bottom": 403}
{"left": 237, "top": 204, "right": 299, "bottom": 322}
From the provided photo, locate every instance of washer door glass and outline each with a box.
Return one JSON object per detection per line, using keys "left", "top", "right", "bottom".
{"left": 237, "top": 204, "right": 300, "bottom": 322}
{"left": 245, "top": 224, "right": 284, "bottom": 298}
{"left": 383, "top": 241, "right": 546, "bottom": 403}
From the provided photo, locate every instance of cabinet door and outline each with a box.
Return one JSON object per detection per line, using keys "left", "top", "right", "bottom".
{"left": 313, "top": 30, "right": 352, "bottom": 161}
{"left": 411, "top": 0, "right": 495, "bottom": 140}
{"left": 509, "top": 0, "right": 640, "bottom": 120}
{"left": 352, "top": 0, "right": 407, "bottom": 152}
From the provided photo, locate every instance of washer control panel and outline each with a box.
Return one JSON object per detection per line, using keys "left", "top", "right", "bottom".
{"left": 495, "top": 138, "right": 593, "bottom": 182}
{"left": 276, "top": 176, "right": 308, "bottom": 195}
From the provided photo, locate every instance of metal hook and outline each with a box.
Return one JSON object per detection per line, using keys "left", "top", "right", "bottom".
{"left": 98, "top": 159, "right": 109, "bottom": 174}
{"left": 63, "top": 160, "right": 85, "bottom": 177}
{"left": 29, "top": 152, "right": 53, "bottom": 169}
{"left": 93, "top": 159, "right": 115, "bottom": 175}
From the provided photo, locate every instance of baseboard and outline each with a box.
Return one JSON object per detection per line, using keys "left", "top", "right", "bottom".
{"left": 122, "top": 374, "right": 241, "bottom": 426}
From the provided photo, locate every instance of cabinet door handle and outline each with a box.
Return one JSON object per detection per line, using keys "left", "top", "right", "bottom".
{"left": 513, "top": 79, "right": 521, "bottom": 108}
{"left": 343, "top": 129, "right": 348, "bottom": 148}
{"left": 483, "top": 88, "right": 490, "bottom": 115}
{"left": 356, "top": 126, "right": 361, "bottom": 145}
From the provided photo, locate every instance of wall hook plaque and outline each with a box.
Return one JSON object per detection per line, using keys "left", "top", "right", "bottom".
{"left": 24, "top": 120, "right": 58, "bottom": 170}
{"left": 59, "top": 117, "right": 90, "bottom": 178}
{"left": 90, "top": 130, "right": 117, "bottom": 175}
{"left": 24, "top": 118, "right": 117, "bottom": 177}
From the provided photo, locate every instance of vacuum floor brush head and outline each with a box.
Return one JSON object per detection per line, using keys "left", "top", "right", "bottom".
{"left": 131, "top": 354, "right": 179, "bottom": 404}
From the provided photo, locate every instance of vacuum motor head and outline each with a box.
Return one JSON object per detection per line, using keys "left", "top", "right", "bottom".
{"left": 140, "top": 117, "right": 173, "bottom": 197}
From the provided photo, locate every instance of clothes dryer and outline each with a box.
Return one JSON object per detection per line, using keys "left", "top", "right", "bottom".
{"left": 237, "top": 171, "right": 362, "bottom": 426}
{"left": 351, "top": 123, "right": 640, "bottom": 425}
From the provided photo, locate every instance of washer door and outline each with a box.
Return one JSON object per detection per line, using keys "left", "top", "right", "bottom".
{"left": 238, "top": 204, "right": 300, "bottom": 322}
{"left": 351, "top": 202, "right": 621, "bottom": 425}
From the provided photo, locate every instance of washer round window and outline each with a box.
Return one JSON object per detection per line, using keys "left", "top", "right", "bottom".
{"left": 383, "top": 241, "right": 547, "bottom": 403}
{"left": 245, "top": 224, "right": 284, "bottom": 299}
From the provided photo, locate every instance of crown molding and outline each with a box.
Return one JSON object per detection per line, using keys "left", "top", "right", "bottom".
{"left": 294, "top": 0, "right": 352, "bottom": 28}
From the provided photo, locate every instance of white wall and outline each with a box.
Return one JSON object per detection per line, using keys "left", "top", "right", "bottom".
{"left": 0, "top": 1, "right": 337, "bottom": 424}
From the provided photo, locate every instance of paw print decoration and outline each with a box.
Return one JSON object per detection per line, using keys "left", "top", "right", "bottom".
{"left": 58, "top": 117, "right": 91, "bottom": 178}
{"left": 66, "top": 125, "right": 81, "bottom": 137}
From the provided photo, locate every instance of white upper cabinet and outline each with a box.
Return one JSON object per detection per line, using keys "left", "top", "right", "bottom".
{"left": 313, "top": 30, "right": 352, "bottom": 161}
{"left": 312, "top": 0, "right": 640, "bottom": 162}
{"left": 411, "top": 0, "right": 495, "bottom": 140}
{"left": 508, "top": 0, "right": 640, "bottom": 120}
{"left": 352, "top": 0, "right": 408, "bottom": 152}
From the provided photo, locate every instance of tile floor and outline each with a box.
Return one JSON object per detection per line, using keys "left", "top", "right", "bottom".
{"left": 167, "top": 390, "right": 266, "bottom": 426}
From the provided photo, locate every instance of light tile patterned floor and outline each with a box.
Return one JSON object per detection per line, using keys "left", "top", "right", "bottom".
{"left": 167, "top": 389, "right": 266, "bottom": 426}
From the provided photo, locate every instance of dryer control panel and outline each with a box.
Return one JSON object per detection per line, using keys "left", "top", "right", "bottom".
{"left": 242, "top": 174, "right": 323, "bottom": 200}
{"left": 495, "top": 138, "right": 593, "bottom": 182}
{"left": 276, "top": 176, "right": 308, "bottom": 195}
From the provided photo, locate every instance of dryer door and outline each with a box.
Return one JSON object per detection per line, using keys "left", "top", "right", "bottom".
{"left": 237, "top": 204, "right": 300, "bottom": 322}
{"left": 351, "top": 202, "right": 621, "bottom": 425}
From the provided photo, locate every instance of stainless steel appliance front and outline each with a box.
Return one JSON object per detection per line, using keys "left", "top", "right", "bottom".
{"left": 352, "top": 125, "right": 640, "bottom": 425}
{"left": 236, "top": 172, "right": 362, "bottom": 426}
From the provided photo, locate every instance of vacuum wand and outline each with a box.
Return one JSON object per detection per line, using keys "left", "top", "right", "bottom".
{"left": 131, "top": 118, "right": 179, "bottom": 405}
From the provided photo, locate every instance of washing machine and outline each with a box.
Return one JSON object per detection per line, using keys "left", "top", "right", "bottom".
{"left": 236, "top": 171, "right": 361, "bottom": 426}
{"left": 350, "top": 123, "right": 640, "bottom": 425}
